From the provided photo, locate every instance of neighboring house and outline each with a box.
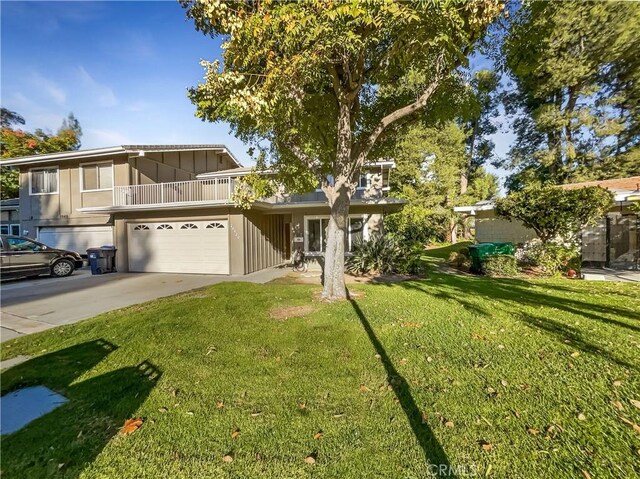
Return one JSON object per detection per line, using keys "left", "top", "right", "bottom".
{"left": 1, "top": 145, "right": 404, "bottom": 275}
{"left": 0, "top": 198, "right": 20, "bottom": 236}
{"left": 455, "top": 176, "right": 640, "bottom": 270}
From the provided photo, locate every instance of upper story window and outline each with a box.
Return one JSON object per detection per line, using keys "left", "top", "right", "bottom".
{"left": 30, "top": 167, "right": 59, "bottom": 195}
{"left": 81, "top": 162, "right": 113, "bottom": 191}
{"left": 357, "top": 174, "right": 369, "bottom": 189}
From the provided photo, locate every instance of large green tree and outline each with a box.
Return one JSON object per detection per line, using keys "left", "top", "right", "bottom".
{"left": 498, "top": 1, "right": 640, "bottom": 191}
{"left": 461, "top": 69, "right": 499, "bottom": 194}
{"left": 388, "top": 122, "right": 497, "bottom": 244}
{"left": 182, "top": 0, "right": 503, "bottom": 299}
{"left": 0, "top": 112, "right": 82, "bottom": 199}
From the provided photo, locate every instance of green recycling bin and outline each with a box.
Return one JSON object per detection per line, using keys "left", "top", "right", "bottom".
{"left": 468, "top": 242, "right": 515, "bottom": 272}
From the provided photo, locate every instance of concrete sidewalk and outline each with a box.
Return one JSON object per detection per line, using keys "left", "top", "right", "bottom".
{"left": 582, "top": 267, "right": 640, "bottom": 283}
{"left": 1, "top": 267, "right": 287, "bottom": 342}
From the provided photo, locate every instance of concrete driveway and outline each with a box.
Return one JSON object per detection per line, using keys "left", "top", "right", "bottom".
{"left": 1, "top": 267, "right": 286, "bottom": 342}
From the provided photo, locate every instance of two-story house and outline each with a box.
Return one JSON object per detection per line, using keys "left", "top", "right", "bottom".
{"left": 2, "top": 144, "right": 405, "bottom": 275}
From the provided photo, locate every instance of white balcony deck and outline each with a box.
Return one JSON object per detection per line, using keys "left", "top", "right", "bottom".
{"left": 77, "top": 178, "right": 403, "bottom": 214}
{"left": 113, "top": 178, "right": 235, "bottom": 207}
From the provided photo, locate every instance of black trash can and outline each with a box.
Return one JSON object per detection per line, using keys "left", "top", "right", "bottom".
{"left": 86, "top": 246, "right": 117, "bottom": 275}
{"left": 100, "top": 246, "right": 117, "bottom": 273}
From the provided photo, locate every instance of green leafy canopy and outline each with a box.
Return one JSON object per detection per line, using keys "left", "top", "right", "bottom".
{"left": 495, "top": 186, "right": 613, "bottom": 243}
{"left": 181, "top": 0, "right": 504, "bottom": 190}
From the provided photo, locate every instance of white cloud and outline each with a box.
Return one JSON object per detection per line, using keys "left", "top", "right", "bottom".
{"left": 77, "top": 66, "right": 118, "bottom": 107}
{"left": 29, "top": 72, "right": 66, "bottom": 105}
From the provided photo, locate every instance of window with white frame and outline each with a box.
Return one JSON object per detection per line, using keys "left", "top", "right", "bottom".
{"left": 81, "top": 162, "right": 113, "bottom": 191}
{"left": 305, "top": 216, "right": 368, "bottom": 253}
{"left": 30, "top": 167, "right": 58, "bottom": 195}
{"left": 356, "top": 174, "right": 369, "bottom": 189}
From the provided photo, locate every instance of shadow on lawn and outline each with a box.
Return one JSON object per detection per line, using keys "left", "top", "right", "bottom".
{"left": 348, "top": 294, "right": 456, "bottom": 478}
{"left": 1, "top": 340, "right": 161, "bottom": 478}
{"left": 395, "top": 274, "right": 639, "bottom": 370}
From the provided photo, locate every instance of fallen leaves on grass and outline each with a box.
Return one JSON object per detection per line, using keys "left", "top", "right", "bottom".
{"left": 612, "top": 400, "right": 624, "bottom": 411}
{"left": 444, "top": 420, "right": 454, "bottom": 428}
{"left": 630, "top": 399, "right": 640, "bottom": 410}
{"left": 570, "top": 352, "right": 580, "bottom": 358}
{"left": 582, "top": 470, "right": 592, "bottom": 479}
{"left": 620, "top": 416, "right": 640, "bottom": 434}
{"left": 359, "top": 384, "right": 371, "bottom": 393}
{"left": 223, "top": 454, "right": 234, "bottom": 463}
{"left": 313, "top": 430, "right": 323, "bottom": 439}
{"left": 231, "top": 429, "right": 240, "bottom": 439}
{"left": 577, "top": 413, "right": 586, "bottom": 421}
{"left": 479, "top": 440, "right": 493, "bottom": 452}
{"left": 121, "top": 418, "right": 143, "bottom": 435}
{"left": 216, "top": 400, "right": 225, "bottom": 409}
{"left": 527, "top": 427, "right": 540, "bottom": 436}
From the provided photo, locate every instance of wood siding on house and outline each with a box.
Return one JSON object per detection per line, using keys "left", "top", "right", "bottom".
{"left": 242, "top": 212, "right": 287, "bottom": 274}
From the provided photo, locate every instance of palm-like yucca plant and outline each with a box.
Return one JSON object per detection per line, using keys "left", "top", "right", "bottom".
{"left": 346, "top": 235, "right": 402, "bottom": 274}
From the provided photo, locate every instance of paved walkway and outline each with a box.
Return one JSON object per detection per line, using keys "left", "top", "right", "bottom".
{"left": 1, "top": 267, "right": 288, "bottom": 342}
{"left": 582, "top": 268, "right": 640, "bottom": 283}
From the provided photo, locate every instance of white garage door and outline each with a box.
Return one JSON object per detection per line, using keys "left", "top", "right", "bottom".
{"left": 38, "top": 226, "right": 114, "bottom": 254}
{"left": 127, "top": 220, "right": 229, "bottom": 274}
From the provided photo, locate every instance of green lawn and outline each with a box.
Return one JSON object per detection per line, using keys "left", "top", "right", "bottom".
{"left": 2, "top": 267, "right": 639, "bottom": 478}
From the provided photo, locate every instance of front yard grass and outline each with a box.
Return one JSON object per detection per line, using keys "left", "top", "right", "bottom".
{"left": 2, "top": 269, "right": 639, "bottom": 478}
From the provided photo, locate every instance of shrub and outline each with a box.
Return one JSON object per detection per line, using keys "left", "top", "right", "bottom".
{"left": 516, "top": 239, "right": 579, "bottom": 275}
{"left": 495, "top": 185, "right": 613, "bottom": 243}
{"left": 481, "top": 254, "right": 519, "bottom": 277}
{"left": 346, "top": 235, "right": 401, "bottom": 274}
{"left": 385, "top": 205, "right": 450, "bottom": 244}
{"left": 346, "top": 236, "right": 427, "bottom": 276}
{"left": 448, "top": 247, "right": 471, "bottom": 269}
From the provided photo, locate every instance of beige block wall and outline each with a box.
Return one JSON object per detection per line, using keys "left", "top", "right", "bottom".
{"left": 475, "top": 210, "right": 537, "bottom": 244}
{"left": 581, "top": 218, "right": 607, "bottom": 263}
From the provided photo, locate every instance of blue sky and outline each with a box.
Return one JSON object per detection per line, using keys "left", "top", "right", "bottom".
{"left": 1, "top": 1, "right": 512, "bottom": 182}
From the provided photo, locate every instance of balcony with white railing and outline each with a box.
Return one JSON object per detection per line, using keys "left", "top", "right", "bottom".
{"left": 113, "top": 178, "right": 235, "bottom": 207}
{"left": 107, "top": 177, "right": 395, "bottom": 211}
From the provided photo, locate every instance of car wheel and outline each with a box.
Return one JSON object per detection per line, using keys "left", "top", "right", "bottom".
{"left": 51, "top": 259, "right": 74, "bottom": 277}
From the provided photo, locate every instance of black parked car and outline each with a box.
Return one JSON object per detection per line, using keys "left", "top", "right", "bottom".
{"left": 0, "top": 235, "right": 84, "bottom": 279}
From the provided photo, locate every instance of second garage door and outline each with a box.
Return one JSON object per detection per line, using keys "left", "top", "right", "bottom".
{"left": 127, "top": 220, "right": 230, "bottom": 274}
{"left": 39, "top": 226, "right": 114, "bottom": 254}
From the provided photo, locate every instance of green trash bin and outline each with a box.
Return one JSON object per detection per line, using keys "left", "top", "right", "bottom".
{"left": 492, "top": 242, "right": 515, "bottom": 255}
{"left": 468, "top": 242, "right": 515, "bottom": 273}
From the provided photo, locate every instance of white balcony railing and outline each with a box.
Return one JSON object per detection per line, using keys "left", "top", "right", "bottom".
{"left": 111, "top": 178, "right": 390, "bottom": 209}
{"left": 113, "top": 178, "right": 235, "bottom": 207}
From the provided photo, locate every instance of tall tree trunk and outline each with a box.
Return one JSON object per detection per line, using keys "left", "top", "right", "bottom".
{"left": 322, "top": 184, "right": 350, "bottom": 300}
{"left": 449, "top": 217, "right": 457, "bottom": 244}
{"left": 321, "top": 101, "right": 352, "bottom": 300}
